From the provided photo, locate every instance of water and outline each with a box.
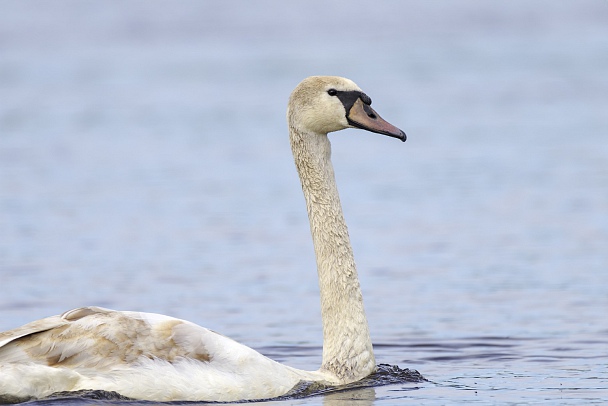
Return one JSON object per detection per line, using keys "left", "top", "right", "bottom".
{"left": 1, "top": 0, "right": 607, "bottom": 404}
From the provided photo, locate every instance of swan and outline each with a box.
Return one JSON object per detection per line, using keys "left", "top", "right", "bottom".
{"left": 0, "top": 76, "right": 406, "bottom": 403}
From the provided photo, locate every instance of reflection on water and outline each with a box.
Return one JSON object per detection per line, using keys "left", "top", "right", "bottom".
{"left": 1, "top": 0, "right": 607, "bottom": 405}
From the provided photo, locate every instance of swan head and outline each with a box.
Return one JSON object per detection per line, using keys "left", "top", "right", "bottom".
{"left": 287, "top": 76, "right": 406, "bottom": 142}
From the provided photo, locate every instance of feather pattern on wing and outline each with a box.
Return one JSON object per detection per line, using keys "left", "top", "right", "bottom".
{"left": 0, "top": 307, "right": 321, "bottom": 402}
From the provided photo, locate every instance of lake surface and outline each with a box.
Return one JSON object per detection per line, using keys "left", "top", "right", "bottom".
{"left": 1, "top": 1, "right": 607, "bottom": 404}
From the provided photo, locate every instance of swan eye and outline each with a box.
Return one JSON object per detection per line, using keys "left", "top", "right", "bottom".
{"left": 327, "top": 89, "right": 338, "bottom": 96}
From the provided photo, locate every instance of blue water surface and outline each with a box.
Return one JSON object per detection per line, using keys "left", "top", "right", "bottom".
{"left": 1, "top": 1, "right": 607, "bottom": 404}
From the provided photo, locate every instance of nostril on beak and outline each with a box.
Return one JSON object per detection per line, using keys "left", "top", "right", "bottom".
{"left": 368, "top": 112, "right": 377, "bottom": 119}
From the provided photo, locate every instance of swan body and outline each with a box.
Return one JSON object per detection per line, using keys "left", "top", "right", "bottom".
{"left": 0, "top": 76, "right": 405, "bottom": 403}
{"left": 0, "top": 307, "right": 323, "bottom": 402}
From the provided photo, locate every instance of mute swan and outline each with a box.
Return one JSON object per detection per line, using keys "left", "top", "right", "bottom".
{"left": 0, "top": 76, "right": 406, "bottom": 403}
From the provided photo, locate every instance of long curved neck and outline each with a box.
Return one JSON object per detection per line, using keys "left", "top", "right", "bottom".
{"left": 289, "top": 126, "right": 375, "bottom": 383}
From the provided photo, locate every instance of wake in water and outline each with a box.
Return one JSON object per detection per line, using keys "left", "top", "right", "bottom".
{"left": 8, "top": 364, "right": 425, "bottom": 404}
{"left": 281, "top": 364, "right": 426, "bottom": 399}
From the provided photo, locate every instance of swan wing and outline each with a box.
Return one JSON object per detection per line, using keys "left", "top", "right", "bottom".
{"left": 0, "top": 306, "right": 212, "bottom": 368}
{"left": 0, "top": 306, "right": 313, "bottom": 401}
{"left": 0, "top": 315, "right": 68, "bottom": 350}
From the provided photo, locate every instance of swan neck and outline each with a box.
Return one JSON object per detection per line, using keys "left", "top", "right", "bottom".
{"left": 289, "top": 127, "right": 375, "bottom": 383}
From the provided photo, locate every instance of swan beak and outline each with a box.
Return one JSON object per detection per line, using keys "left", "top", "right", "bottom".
{"left": 347, "top": 98, "right": 406, "bottom": 142}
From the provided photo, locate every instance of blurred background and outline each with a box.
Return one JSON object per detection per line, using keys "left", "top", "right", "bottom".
{"left": 0, "top": 1, "right": 607, "bottom": 403}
